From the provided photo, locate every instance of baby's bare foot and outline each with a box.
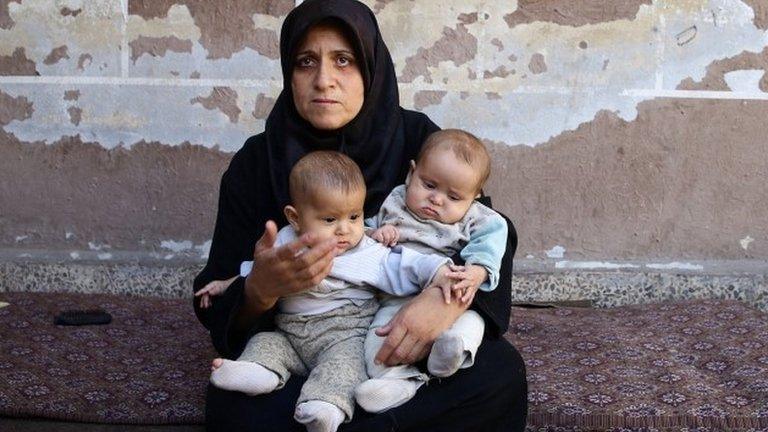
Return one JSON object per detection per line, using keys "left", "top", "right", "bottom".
{"left": 211, "top": 358, "right": 224, "bottom": 371}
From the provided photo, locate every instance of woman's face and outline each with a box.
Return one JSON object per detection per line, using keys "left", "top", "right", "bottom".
{"left": 291, "top": 24, "right": 365, "bottom": 130}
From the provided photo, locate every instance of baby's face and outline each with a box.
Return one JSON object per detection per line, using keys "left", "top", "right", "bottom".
{"left": 406, "top": 148, "right": 480, "bottom": 224}
{"left": 291, "top": 187, "right": 366, "bottom": 253}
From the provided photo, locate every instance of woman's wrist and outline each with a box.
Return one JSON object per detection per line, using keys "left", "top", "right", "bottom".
{"left": 235, "top": 274, "right": 277, "bottom": 330}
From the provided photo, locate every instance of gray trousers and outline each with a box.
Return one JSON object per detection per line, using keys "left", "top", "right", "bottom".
{"left": 237, "top": 299, "right": 378, "bottom": 419}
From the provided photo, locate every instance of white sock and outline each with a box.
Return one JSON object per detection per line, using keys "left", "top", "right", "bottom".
{"left": 427, "top": 334, "right": 466, "bottom": 377}
{"left": 354, "top": 378, "right": 420, "bottom": 413}
{"left": 294, "top": 400, "right": 345, "bottom": 432}
{"left": 209, "top": 359, "right": 280, "bottom": 396}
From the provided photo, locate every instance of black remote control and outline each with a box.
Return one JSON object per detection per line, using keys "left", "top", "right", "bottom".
{"left": 54, "top": 309, "right": 112, "bottom": 326}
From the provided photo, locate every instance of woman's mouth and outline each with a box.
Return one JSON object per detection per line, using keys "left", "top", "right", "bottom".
{"left": 313, "top": 98, "right": 338, "bottom": 104}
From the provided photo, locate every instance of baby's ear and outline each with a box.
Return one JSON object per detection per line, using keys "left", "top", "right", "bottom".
{"left": 405, "top": 160, "right": 416, "bottom": 185}
{"left": 284, "top": 205, "right": 300, "bottom": 230}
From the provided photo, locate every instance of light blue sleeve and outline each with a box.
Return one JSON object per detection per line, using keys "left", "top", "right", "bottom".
{"left": 460, "top": 212, "right": 507, "bottom": 292}
{"left": 364, "top": 215, "right": 380, "bottom": 229}
{"left": 377, "top": 246, "right": 451, "bottom": 296}
{"left": 239, "top": 261, "right": 253, "bottom": 277}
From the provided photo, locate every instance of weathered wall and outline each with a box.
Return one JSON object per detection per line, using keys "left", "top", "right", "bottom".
{"left": 1, "top": 0, "right": 767, "bottom": 267}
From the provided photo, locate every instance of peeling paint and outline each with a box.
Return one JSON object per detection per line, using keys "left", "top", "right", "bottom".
{"left": 504, "top": 0, "right": 652, "bottom": 28}
{"left": 60, "top": 7, "right": 83, "bottom": 18}
{"left": 646, "top": 262, "right": 704, "bottom": 271}
{"left": 0, "top": 0, "right": 20, "bottom": 30}
{"left": 483, "top": 65, "right": 513, "bottom": 79}
{"left": 88, "top": 242, "right": 110, "bottom": 251}
{"left": 0, "top": 89, "right": 33, "bottom": 126}
{"left": 742, "top": 0, "right": 768, "bottom": 29}
{"left": 97, "top": 252, "right": 113, "bottom": 260}
{"left": 546, "top": 245, "right": 566, "bottom": 259}
{"left": 413, "top": 90, "right": 447, "bottom": 110}
{"left": 43, "top": 45, "right": 70, "bottom": 65}
{"left": 129, "top": 35, "right": 193, "bottom": 63}
{"left": 160, "top": 239, "right": 193, "bottom": 253}
{"left": 14, "top": 235, "right": 28, "bottom": 243}
{"left": 740, "top": 236, "right": 754, "bottom": 250}
{"left": 63, "top": 90, "right": 80, "bottom": 101}
{"left": 69, "top": 251, "right": 80, "bottom": 259}
{"left": 528, "top": 53, "right": 547, "bottom": 74}
{"left": 0, "top": 47, "right": 38, "bottom": 76}
{"left": 190, "top": 86, "right": 241, "bottom": 123}
{"left": 195, "top": 240, "right": 212, "bottom": 259}
{"left": 128, "top": 1, "right": 288, "bottom": 60}
{"left": 555, "top": 261, "right": 640, "bottom": 270}
{"left": 252, "top": 93, "right": 275, "bottom": 120}
{"left": 723, "top": 69, "right": 766, "bottom": 92}
{"left": 400, "top": 24, "right": 477, "bottom": 83}
{"left": 678, "top": 46, "right": 768, "bottom": 93}
{"left": 77, "top": 54, "right": 92, "bottom": 71}
{"left": 67, "top": 106, "right": 82, "bottom": 126}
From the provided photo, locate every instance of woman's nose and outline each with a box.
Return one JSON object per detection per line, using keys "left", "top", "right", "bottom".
{"left": 314, "top": 60, "right": 335, "bottom": 89}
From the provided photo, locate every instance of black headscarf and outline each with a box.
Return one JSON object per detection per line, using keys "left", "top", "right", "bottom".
{"left": 265, "top": 0, "right": 405, "bottom": 216}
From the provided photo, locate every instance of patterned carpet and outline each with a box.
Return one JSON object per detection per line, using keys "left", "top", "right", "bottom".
{"left": 1, "top": 291, "right": 767, "bottom": 429}
{"left": 0, "top": 292, "right": 213, "bottom": 424}
{"left": 508, "top": 300, "right": 768, "bottom": 431}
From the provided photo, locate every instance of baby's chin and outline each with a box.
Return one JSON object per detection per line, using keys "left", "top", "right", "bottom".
{"left": 334, "top": 238, "right": 362, "bottom": 253}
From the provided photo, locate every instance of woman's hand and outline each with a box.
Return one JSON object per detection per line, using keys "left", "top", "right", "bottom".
{"left": 374, "top": 286, "right": 469, "bottom": 366}
{"left": 236, "top": 221, "right": 337, "bottom": 328}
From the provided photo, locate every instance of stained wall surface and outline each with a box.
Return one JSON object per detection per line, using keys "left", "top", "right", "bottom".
{"left": 1, "top": 0, "right": 767, "bottom": 265}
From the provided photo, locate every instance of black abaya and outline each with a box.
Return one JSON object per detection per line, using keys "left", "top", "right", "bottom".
{"left": 193, "top": 0, "right": 527, "bottom": 429}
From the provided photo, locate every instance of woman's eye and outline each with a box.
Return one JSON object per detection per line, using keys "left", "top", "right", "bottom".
{"left": 336, "top": 56, "right": 353, "bottom": 67}
{"left": 296, "top": 56, "right": 315, "bottom": 68}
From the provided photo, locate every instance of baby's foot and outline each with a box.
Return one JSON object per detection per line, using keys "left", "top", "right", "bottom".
{"left": 427, "top": 334, "right": 466, "bottom": 377}
{"left": 354, "top": 378, "right": 419, "bottom": 413}
{"left": 294, "top": 400, "right": 345, "bottom": 432}
{"left": 209, "top": 358, "right": 279, "bottom": 395}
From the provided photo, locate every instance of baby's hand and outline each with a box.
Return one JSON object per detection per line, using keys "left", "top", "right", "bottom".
{"left": 195, "top": 276, "right": 238, "bottom": 309}
{"left": 370, "top": 224, "right": 400, "bottom": 247}
{"left": 429, "top": 264, "right": 458, "bottom": 304}
{"left": 446, "top": 264, "right": 488, "bottom": 305}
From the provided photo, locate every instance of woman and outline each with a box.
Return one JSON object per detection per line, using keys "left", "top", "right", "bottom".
{"left": 193, "top": 0, "right": 527, "bottom": 430}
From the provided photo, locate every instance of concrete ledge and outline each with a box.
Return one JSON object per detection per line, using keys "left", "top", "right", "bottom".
{"left": 1, "top": 254, "right": 766, "bottom": 312}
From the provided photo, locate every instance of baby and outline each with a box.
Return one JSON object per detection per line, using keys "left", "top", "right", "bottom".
{"left": 354, "top": 129, "right": 508, "bottom": 413}
{"left": 198, "top": 151, "right": 455, "bottom": 432}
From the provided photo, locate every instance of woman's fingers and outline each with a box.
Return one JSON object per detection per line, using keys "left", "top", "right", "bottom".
{"left": 388, "top": 333, "right": 420, "bottom": 366}
{"left": 254, "top": 221, "right": 279, "bottom": 256}
{"left": 375, "top": 323, "right": 406, "bottom": 365}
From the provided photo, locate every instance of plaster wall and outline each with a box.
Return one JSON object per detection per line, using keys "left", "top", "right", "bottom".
{"left": 1, "top": 0, "right": 767, "bottom": 269}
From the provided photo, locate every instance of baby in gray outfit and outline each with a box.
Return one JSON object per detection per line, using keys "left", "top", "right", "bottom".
{"left": 354, "top": 129, "right": 508, "bottom": 413}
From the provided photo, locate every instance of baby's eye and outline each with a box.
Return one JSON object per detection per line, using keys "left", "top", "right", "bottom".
{"left": 448, "top": 195, "right": 460, "bottom": 201}
{"left": 350, "top": 214, "right": 360, "bottom": 220}
{"left": 323, "top": 217, "right": 336, "bottom": 223}
{"left": 422, "top": 181, "right": 435, "bottom": 189}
